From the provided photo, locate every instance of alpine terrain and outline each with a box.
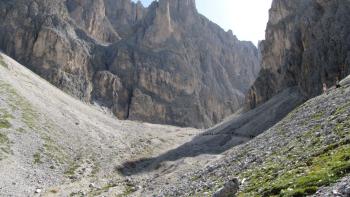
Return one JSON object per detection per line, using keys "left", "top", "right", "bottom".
{"left": 0, "top": 0, "right": 259, "bottom": 128}
{"left": 1, "top": 0, "right": 350, "bottom": 196}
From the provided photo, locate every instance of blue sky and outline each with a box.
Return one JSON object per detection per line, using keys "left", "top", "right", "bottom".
{"left": 132, "top": 0, "right": 272, "bottom": 45}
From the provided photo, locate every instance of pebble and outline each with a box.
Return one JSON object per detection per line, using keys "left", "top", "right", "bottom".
{"left": 89, "top": 183, "right": 95, "bottom": 188}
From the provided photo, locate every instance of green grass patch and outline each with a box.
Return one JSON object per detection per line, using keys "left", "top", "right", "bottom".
{"left": 0, "top": 132, "right": 11, "bottom": 160}
{"left": 334, "top": 102, "right": 350, "bottom": 116}
{"left": 116, "top": 185, "right": 137, "bottom": 197}
{"left": 0, "top": 80, "right": 71, "bottom": 166}
{"left": 33, "top": 152, "right": 42, "bottom": 164}
{"left": 64, "top": 162, "right": 80, "bottom": 176}
{"left": 90, "top": 182, "right": 119, "bottom": 196}
{"left": 0, "top": 80, "right": 38, "bottom": 130}
{"left": 0, "top": 108, "right": 13, "bottom": 129}
{"left": 242, "top": 143, "right": 350, "bottom": 197}
{"left": 311, "top": 112, "right": 324, "bottom": 120}
{"left": 43, "top": 135, "right": 69, "bottom": 165}
{"left": 0, "top": 119, "right": 11, "bottom": 129}
{"left": 89, "top": 157, "right": 100, "bottom": 177}
{"left": 0, "top": 133, "right": 9, "bottom": 145}
{"left": 0, "top": 55, "right": 8, "bottom": 69}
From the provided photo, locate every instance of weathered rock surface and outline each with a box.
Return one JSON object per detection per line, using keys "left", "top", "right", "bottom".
{"left": 212, "top": 177, "right": 239, "bottom": 197}
{"left": 0, "top": 0, "right": 260, "bottom": 128}
{"left": 247, "top": 0, "right": 350, "bottom": 109}
{"left": 313, "top": 176, "right": 350, "bottom": 197}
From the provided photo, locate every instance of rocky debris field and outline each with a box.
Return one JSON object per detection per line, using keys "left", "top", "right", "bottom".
{"left": 313, "top": 175, "right": 350, "bottom": 197}
{"left": 1, "top": 50, "right": 350, "bottom": 196}
{"left": 0, "top": 53, "right": 199, "bottom": 196}
{"left": 136, "top": 75, "right": 350, "bottom": 196}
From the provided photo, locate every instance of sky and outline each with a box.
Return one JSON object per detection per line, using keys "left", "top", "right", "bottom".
{"left": 132, "top": 0, "right": 273, "bottom": 46}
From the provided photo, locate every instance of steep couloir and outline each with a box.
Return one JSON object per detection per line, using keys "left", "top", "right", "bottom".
{"left": 0, "top": 0, "right": 260, "bottom": 128}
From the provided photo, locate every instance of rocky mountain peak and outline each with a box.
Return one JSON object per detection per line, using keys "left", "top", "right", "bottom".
{"left": 0, "top": 0, "right": 259, "bottom": 128}
{"left": 148, "top": 0, "right": 197, "bottom": 24}
{"left": 156, "top": 0, "right": 196, "bottom": 10}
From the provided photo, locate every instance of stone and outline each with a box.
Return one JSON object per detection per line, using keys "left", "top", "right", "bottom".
{"left": 344, "top": 186, "right": 350, "bottom": 195}
{"left": 0, "top": 0, "right": 259, "bottom": 129}
{"left": 34, "top": 189, "right": 41, "bottom": 194}
{"left": 89, "top": 183, "right": 95, "bottom": 188}
{"left": 332, "top": 190, "right": 339, "bottom": 195}
{"left": 212, "top": 178, "right": 239, "bottom": 197}
{"left": 340, "top": 75, "right": 350, "bottom": 87}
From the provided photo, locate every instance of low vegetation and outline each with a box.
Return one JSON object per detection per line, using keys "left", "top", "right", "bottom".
{"left": 116, "top": 185, "right": 137, "bottom": 197}
{"left": 237, "top": 95, "right": 350, "bottom": 197}
{"left": 64, "top": 162, "right": 80, "bottom": 176}
{"left": 33, "top": 152, "right": 42, "bottom": 164}
{"left": 0, "top": 108, "right": 13, "bottom": 129}
{"left": 0, "top": 55, "right": 8, "bottom": 69}
{"left": 0, "top": 79, "right": 72, "bottom": 167}
{"left": 0, "top": 132, "right": 11, "bottom": 160}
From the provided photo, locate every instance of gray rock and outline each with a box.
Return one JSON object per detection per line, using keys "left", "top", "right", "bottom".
{"left": 89, "top": 183, "right": 95, "bottom": 188}
{"left": 344, "top": 186, "right": 350, "bottom": 195}
{"left": 34, "top": 188, "right": 41, "bottom": 194}
{"left": 212, "top": 178, "right": 239, "bottom": 197}
{"left": 246, "top": 0, "right": 350, "bottom": 110}
{"left": 340, "top": 75, "right": 350, "bottom": 87}
{"left": 0, "top": 0, "right": 260, "bottom": 129}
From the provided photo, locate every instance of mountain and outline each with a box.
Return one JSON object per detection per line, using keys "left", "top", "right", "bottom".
{"left": 0, "top": 0, "right": 260, "bottom": 128}
{"left": 2, "top": 51, "right": 349, "bottom": 196}
{"left": 1, "top": 0, "right": 350, "bottom": 196}
{"left": 246, "top": 0, "right": 350, "bottom": 109}
{"left": 169, "top": 0, "right": 350, "bottom": 156}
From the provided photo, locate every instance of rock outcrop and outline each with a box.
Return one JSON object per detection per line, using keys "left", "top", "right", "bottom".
{"left": 247, "top": 0, "right": 350, "bottom": 109}
{"left": 0, "top": 0, "right": 260, "bottom": 128}
{"left": 212, "top": 177, "right": 239, "bottom": 197}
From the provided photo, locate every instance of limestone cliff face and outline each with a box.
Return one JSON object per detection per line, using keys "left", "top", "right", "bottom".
{"left": 0, "top": 0, "right": 259, "bottom": 128}
{"left": 247, "top": 0, "right": 350, "bottom": 109}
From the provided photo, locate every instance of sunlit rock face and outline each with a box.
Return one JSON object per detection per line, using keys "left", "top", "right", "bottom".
{"left": 0, "top": 0, "right": 260, "bottom": 128}
{"left": 247, "top": 0, "right": 350, "bottom": 109}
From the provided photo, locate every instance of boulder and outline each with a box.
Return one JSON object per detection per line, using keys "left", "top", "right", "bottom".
{"left": 212, "top": 177, "right": 239, "bottom": 197}
{"left": 340, "top": 75, "right": 350, "bottom": 87}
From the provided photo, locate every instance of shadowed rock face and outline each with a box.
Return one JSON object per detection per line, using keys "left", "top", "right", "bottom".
{"left": 247, "top": 0, "right": 350, "bottom": 109}
{"left": 0, "top": 0, "right": 260, "bottom": 128}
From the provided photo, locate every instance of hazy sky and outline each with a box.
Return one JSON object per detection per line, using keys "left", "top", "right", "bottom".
{"left": 132, "top": 0, "right": 272, "bottom": 45}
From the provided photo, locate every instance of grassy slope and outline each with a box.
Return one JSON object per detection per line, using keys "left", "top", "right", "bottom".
{"left": 239, "top": 95, "right": 350, "bottom": 196}
{"left": 238, "top": 88, "right": 350, "bottom": 196}
{"left": 163, "top": 82, "right": 350, "bottom": 197}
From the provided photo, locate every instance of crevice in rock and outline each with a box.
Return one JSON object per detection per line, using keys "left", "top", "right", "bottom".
{"left": 126, "top": 87, "right": 134, "bottom": 119}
